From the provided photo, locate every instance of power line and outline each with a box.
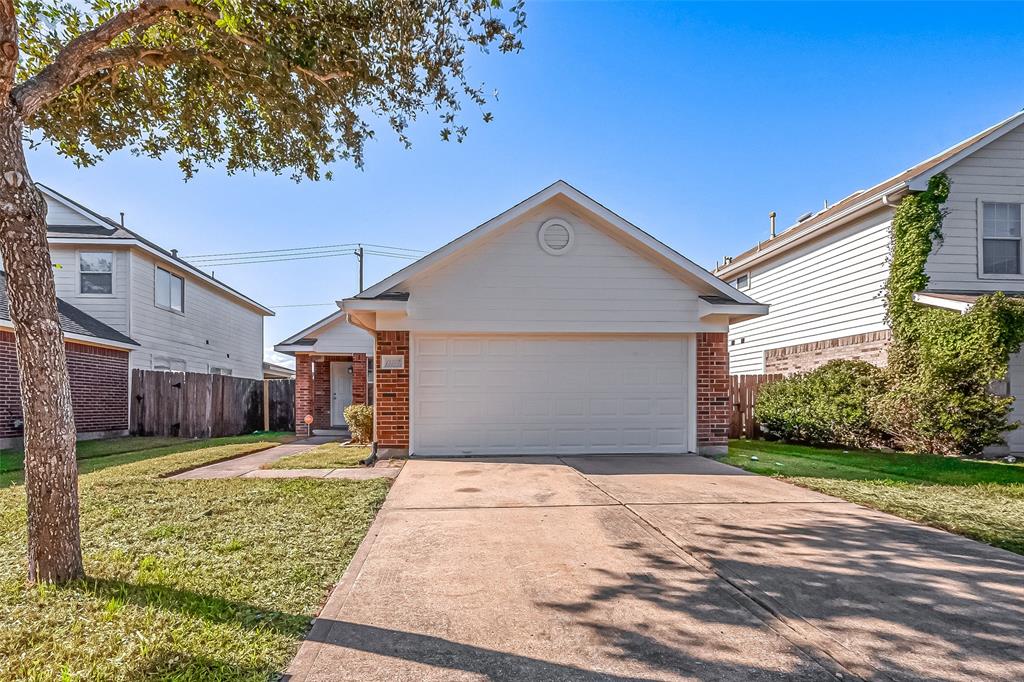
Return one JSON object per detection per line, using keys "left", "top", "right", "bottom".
{"left": 185, "top": 241, "right": 426, "bottom": 260}
{"left": 190, "top": 249, "right": 420, "bottom": 268}
{"left": 269, "top": 302, "right": 337, "bottom": 308}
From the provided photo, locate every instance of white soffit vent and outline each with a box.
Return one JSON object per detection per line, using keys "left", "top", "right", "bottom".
{"left": 538, "top": 218, "right": 574, "bottom": 255}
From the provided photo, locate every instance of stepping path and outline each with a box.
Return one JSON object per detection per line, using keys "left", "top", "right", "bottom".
{"left": 167, "top": 437, "right": 401, "bottom": 481}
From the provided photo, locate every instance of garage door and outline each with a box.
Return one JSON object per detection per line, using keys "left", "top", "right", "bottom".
{"left": 411, "top": 335, "right": 692, "bottom": 456}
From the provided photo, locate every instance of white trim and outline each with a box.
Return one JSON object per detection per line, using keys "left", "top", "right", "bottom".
{"left": 340, "top": 299, "right": 408, "bottom": 313}
{"left": 276, "top": 309, "right": 347, "bottom": 346}
{"left": 906, "top": 110, "right": 1024, "bottom": 191}
{"left": 408, "top": 333, "right": 416, "bottom": 456}
{"left": 357, "top": 180, "right": 756, "bottom": 305}
{"left": 687, "top": 334, "right": 697, "bottom": 454}
{"left": 372, "top": 319, "right": 731, "bottom": 334}
{"left": 76, "top": 248, "right": 116, "bottom": 297}
{"left": 698, "top": 299, "right": 770, "bottom": 320}
{"left": 537, "top": 218, "right": 575, "bottom": 256}
{"left": 38, "top": 185, "right": 109, "bottom": 228}
{"left": 0, "top": 319, "right": 137, "bottom": 351}
{"left": 912, "top": 292, "right": 973, "bottom": 313}
{"left": 977, "top": 199, "right": 1024, "bottom": 279}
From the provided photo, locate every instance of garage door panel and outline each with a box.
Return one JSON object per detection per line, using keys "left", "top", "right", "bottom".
{"left": 412, "top": 335, "right": 691, "bottom": 456}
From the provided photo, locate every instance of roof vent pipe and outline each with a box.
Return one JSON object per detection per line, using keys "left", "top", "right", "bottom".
{"left": 120, "top": 211, "right": 125, "bottom": 227}
{"left": 769, "top": 211, "right": 776, "bottom": 239}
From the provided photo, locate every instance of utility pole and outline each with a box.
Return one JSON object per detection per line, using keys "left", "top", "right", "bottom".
{"left": 356, "top": 245, "right": 364, "bottom": 292}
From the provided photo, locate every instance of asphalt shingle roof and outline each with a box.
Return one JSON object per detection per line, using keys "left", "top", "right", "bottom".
{"left": 0, "top": 272, "right": 137, "bottom": 347}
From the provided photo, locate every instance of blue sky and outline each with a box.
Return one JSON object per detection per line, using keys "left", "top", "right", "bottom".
{"left": 27, "top": 1, "right": 1024, "bottom": 366}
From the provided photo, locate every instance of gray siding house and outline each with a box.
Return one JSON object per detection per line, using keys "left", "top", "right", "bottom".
{"left": 39, "top": 185, "right": 273, "bottom": 379}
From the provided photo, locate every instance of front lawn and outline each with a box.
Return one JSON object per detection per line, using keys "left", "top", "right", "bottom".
{"left": 724, "top": 439, "right": 1024, "bottom": 555}
{"left": 266, "top": 442, "right": 371, "bottom": 470}
{"left": 0, "top": 440, "right": 389, "bottom": 680}
{"left": 0, "top": 432, "right": 295, "bottom": 487}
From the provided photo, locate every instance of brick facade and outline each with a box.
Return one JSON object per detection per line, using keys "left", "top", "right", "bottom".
{"left": 765, "top": 330, "right": 891, "bottom": 376}
{"left": 375, "top": 331, "right": 410, "bottom": 449}
{"left": 294, "top": 352, "right": 369, "bottom": 435}
{"left": 0, "top": 330, "right": 129, "bottom": 439}
{"left": 696, "top": 332, "right": 730, "bottom": 455}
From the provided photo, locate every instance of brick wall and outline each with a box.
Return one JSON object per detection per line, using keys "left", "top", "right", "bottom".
{"left": 352, "top": 353, "right": 367, "bottom": 406}
{"left": 375, "top": 331, "right": 409, "bottom": 448}
{"left": 0, "top": 330, "right": 129, "bottom": 438}
{"left": 696, "top": 332, "right": 729, "bottom": 455}
{"left": 765, "top": 330, "right": 891, "bottom": 376}
{"left": 294, "top": 352, "right": 370, "bottom": 435}
{"left": 294, "top": 353, "right": 313, "bottom": 434}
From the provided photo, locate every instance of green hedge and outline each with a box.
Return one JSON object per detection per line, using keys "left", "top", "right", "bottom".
{"left": 755, "top": 360, "right": 887, "bottom": 448}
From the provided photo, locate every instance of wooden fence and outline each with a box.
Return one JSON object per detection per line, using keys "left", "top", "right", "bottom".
{"left": 729, "top": 374, "right": 782, "bottom": 439}
{"left": 131, "top": 369, "right": 295, "bottom": 438}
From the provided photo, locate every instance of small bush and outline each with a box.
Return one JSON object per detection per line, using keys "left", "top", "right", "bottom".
{"left": 343, "top": 404, "right": 374, "bottom": 444}
{"left": 755, "top": 360, "right": 887, "bottom": 448}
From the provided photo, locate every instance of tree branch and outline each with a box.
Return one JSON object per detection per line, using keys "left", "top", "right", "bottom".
{"left": 11, "top": 0, "right": 210, "bottom": 118}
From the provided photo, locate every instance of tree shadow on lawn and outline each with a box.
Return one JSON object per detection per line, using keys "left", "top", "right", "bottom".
{"left": 80, "top": 576, "right": 309, "bottom": 636}
{"left": 543, "top": 510, "right": 1024, "bottom": 682}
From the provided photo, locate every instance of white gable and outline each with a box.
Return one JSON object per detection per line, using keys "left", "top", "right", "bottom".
{"left": 44, "top": 194, "right": 103, "bottom": 227}
{"left": 275, "top": 311, "right": 374, "bottom": 355}
{"left": 385, "top": 197, "right": 720, "bottom": 333}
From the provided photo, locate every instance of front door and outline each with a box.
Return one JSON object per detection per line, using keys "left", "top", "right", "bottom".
{"left": 330, "top": 362, "right": 353, "bottom": 427}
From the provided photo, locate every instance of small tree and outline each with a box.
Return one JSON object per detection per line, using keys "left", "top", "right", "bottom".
{"left": 1, "top": 0, "right": 524, "bottom": 582}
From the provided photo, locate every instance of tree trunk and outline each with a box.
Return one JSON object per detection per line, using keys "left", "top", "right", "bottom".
{"left": 0, "top": 104, "right": 83, "bottom": 583}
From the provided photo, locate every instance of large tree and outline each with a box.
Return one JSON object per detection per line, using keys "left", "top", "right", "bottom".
{"left": 1, "top": 0, "right": 524, "bottom": 583}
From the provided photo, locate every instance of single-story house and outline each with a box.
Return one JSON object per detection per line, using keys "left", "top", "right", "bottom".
{"left": 0, "top": 271, "right": 139, "bottom": 448}
{"left": 279, "top": 181, "right": 766, "bottom": 456}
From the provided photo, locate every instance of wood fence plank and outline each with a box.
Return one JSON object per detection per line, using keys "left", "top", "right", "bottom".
{"left": 728, "top": 374, "right": 783, "bottom": 439}
{"left": 129, "top": 370, "right": 295, "bottom": 438}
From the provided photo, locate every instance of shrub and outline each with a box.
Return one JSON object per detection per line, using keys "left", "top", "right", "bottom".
{"left": 755, "top": 360, "right": 887, "bottom": 448}
{"left": 343, "top": 404, "right": 374, "bottom": 444}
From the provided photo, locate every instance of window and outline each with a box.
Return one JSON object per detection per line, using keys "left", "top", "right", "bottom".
{"left": 733, "top": 273, "right": 750, "bottom": 290}
{"left": 983, "top": 202, "right": 1023, "bottom": 275}
{"left": 210, "top": 367, "right": 232, "bottom": 376}
{"left": 153, "top": 357, "right": 186, "bottom": 371}
{"left": 79, "top": 252, "right": 113, "bottom": 294}
{"left": 156, "top": 267, "right": 185, "bottom": 312}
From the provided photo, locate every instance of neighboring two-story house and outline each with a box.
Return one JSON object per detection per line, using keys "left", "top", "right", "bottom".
{"left": 39, "top": 184, "right": 273, "bottom": 378}
{"left": 715, "top": 110, "right": 1024, "bottom": 453}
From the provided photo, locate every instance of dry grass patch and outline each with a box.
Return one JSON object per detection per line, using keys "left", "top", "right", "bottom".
{"left": 266, "top": 443, "right": 371, "bottom": 470}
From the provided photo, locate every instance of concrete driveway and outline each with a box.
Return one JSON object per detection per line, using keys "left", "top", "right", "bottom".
{"left": 286, "top": 455, "right": 1024, "bottom": 681}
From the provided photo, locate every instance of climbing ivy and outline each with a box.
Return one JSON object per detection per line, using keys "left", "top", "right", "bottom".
{"left": 879, "top": 174, "right": 1024, "bottom": 456}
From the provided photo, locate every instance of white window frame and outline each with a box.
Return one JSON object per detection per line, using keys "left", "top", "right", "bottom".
{"left": 733, "top": 273, "right": 750, "bottom": 291}
{"left": 978, "top": 199, "right": 1024, "bottom": 279}
{"left": 77, "top": 250, "right": 115, "bottom": 296}
{"left": 153, "top": 357, "right": 186, "bottom": 372}
{"left": 154, "top": 266, "right": 186, "bottom": 314}
{"left": 210, "top": 366, "right": 233, "bottom": 376}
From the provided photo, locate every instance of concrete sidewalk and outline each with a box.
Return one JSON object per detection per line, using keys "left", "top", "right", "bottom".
{"left": 167, "top": 438, "right": 399, "bottom": 481}
{"left": 286, "top": 455, "right": 1024, "bottom": 682}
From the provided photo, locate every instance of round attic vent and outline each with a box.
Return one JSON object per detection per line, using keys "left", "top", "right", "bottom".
{"left": 538, "top": 218, "right": 574, "bottom": 256}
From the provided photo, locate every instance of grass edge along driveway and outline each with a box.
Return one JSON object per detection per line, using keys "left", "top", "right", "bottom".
{"left": 0, "top": 432, "right": 295, "bottom": 487}
{"left": 266, "top": 442, "right": 371, "bottom": 470}
{"left": 0, "top": 439, "right": 390, "bottom": 680}
{"left": 723, "top": 439, "right": 1024, "bottom": 555}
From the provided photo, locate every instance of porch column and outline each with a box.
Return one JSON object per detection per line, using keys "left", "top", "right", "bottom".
{"left": 294, "top": 354, "right": 313, "bottom": 436}
{"left": 696, "top": 332, "right": 730, "bottom": 456}
{"left": 375, "top": 331, "right": 410, "bottom": 454}
{"left": 352, "top": 353, "right": 368, "bottom": 405}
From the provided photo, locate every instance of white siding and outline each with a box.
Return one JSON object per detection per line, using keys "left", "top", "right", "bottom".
{"left": 44, "top": 195, "right": 101, "bottom": 226}
{"left": 927, "top": 124, "right": 1024, "bottom": 291}
{"left": 48, "top": 245, "right": 130, "bottom": 334}
{"left": 303, "top": 316, "right": 373, "bottom": 354}
{"left": 727, "top": 212, "right": 893, "bottom": 374}
{"left": 400, "top": 202, "right": 709, "bottom": 333}
{"left": 127, "top": 251, "right": 264, "bottom": 378}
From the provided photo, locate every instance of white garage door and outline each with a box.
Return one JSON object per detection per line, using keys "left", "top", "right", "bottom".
{"left": 412, "top": 335, "right": 693, "bottom": 456}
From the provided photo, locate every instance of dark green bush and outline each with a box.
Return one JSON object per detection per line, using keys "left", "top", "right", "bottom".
{"left": 755, "top": 360, "right": 887, "bottom": 448}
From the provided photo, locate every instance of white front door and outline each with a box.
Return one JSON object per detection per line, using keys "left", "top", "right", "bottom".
{"left": 330, "top": 362, "right": 353, "bottom": 426}
{"left": 411, "top": 334, "right": 693, "bottom": 456}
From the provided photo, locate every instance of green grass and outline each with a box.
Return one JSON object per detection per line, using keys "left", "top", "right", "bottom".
{"left": 266, "top": 443, "right": 371, "bottom": 470}
{"left": 724, "top": 439, "right": 1024, "bottom": 555}
{"left": 0, "top": 432, "right": 295, "bottom": 487}
{"left": 0, "top": 439, "right": 390, "bottom": 680}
